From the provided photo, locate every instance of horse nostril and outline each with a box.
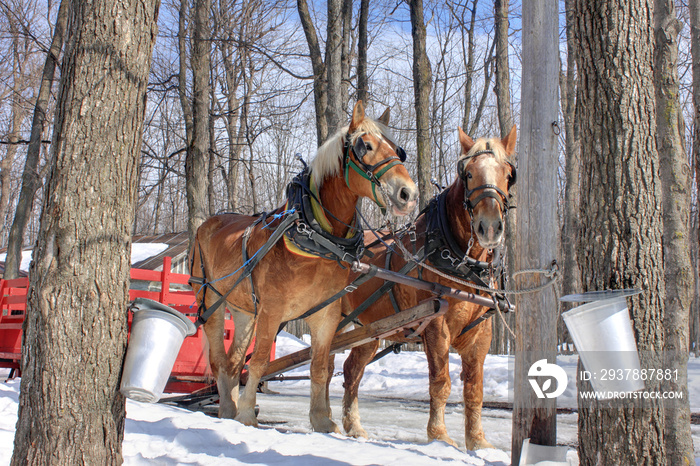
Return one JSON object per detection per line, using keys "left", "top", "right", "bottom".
{"left": 497, "top": 220, "right": 503, "bottom": 233}
{"left": 399, "top": 187, "right": 410, "bottom": 203}
{"left": 478, "top": 222, "right": 485, "bottom": 237}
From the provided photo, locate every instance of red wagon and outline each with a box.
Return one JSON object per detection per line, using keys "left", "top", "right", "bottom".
{"left": 0, "top": 256, "right": 273, "bottom": 394}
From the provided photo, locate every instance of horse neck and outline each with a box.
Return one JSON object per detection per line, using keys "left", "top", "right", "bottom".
{"left": 444, "top": 178, "right": 487, "bottom": 259}
{"left": 317, "top": 173, "right": 360, "bottom": 237}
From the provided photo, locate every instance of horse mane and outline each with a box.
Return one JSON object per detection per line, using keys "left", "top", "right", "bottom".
{"left": 311, "top": 118, "right": 396, "bottom": 187}
{"left": 460, "top": 136, "right": 508, "bottom": 164}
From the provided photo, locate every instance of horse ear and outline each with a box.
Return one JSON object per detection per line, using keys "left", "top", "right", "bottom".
{"left": 378, "top": 107, "right": 391, "bottom": 126}
{"left": 349, "top": 100, "right": 365, "bottom": 133}
{"left": 458, "top": 127, "right": 475, "bottom": 155}
{"left": 502, "top": 125, "right": 517, "bottom": 156}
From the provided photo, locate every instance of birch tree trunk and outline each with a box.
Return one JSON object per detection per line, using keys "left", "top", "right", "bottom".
{"left": 10, "top": 0, "right": 158, "bottom": 463}
{"left": 654, "top": 0, "right": 694, "bottom": 463}
{"left": 573, "top": 0, "right": 666, "bottom": 463}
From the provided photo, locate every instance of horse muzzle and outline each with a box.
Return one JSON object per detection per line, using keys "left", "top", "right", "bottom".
{"left": 384, "top": 179, "right": 418, "bottom": 216}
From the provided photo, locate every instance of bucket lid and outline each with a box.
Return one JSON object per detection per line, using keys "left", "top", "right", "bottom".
{"left": 559, "top": 288, "right": 642, "bottom": 303}
{"left": 130, "top": 297, "right": 196, "bottom": 336}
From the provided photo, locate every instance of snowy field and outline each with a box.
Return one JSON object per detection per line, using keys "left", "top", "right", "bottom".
{"left": 1, "top": 331, "right": 699, "bottom": 465}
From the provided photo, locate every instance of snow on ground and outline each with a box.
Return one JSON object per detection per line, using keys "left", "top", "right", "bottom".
{"left": 1, "top": 331, "right": 699, "bottom": 465}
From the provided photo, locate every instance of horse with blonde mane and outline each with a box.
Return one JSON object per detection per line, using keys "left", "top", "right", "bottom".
{"left": 190, "top": 101, "right": 418, "bottom": 433}
{"left": 341, "top": 126, "right": 516, "bottom": 449}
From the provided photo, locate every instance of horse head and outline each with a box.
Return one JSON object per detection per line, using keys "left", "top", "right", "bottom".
{"left": 340, "top": 101, "right": 418, "bottom": 216}
{"left": 456, "top": 125, "right": 517, "bottom": 250}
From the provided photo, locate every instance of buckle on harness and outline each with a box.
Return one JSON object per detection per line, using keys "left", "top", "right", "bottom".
{"left": 344, "top": 284, "right": 358, "bottom": 293}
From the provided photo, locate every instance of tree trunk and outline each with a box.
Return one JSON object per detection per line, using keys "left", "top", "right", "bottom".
{"left": 297, "top": 0, "right": 328, "bottom": 145}
{"left": 493, "top": 0, "right": 515, "bottom": 357}
{"left": 560, "top": 0, "right": 580, "bottom": 347}
{"left": 511, "top": 1, "right": 559, "bottom": 464}
{"left": 573, "top": 0, "right": 666, "bottom": 463}
{"left": 409, "top": 0, "right": 432, "bottom": 210}
{"left": 460, "top": 0, "right": 477, "bottom": 132}
{"left": 494, "top": 0, "right": 513, "bottom": 138}
{"left": 220, "top": 31, "right": 242, "bottom": 212}
{"left": 0, "top": 16, "right": 25, "bottom": 243}
{"left": 654, "top": 1, "right": 694, "bottom": 463}
{"left": 340, "top": 0, "right": 352, "bottom": 113}
{"left": 10, "top": 0, "right": 158, "bottom": 463}
{"left": 357, "top": 0, "right": 369, "bottom": 105}
{"left": 690, "top": 0, "right": 700, "bottom": 361}
{"left": 186, "top": 0, "right": 212, "bottom": 247}
{"left": 325, "top": 0, "right": 343, "bottom": 136}
{"left": 7, "top": 1, "right": 71, "bottom": 263}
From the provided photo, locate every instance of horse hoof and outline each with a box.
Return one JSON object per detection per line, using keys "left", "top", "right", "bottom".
{"left": 312, "top": 418, "right": 341, "bottom": 434}
{"left": 465, "top": 438, "right": 494, "bottom": 451}
{"left": 431, "top": 434, "right": 457, "bottom": 447}
{"left": 235, "top": 410, "right": 258, "bottom": 428}
{"left": 344, "top": 425, "right": 368, "bottom": 439}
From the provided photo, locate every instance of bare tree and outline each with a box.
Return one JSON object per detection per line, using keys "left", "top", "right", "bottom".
{"left": 297, "top": 0, "right": 328, "bottom": 145}
{"left": 357, "top": 0, "right": 369, "bottom": 104}
{"left": 0, "top": 9, "right": 26, "bottom": 242}
{"left": 4, "top": 0, "right": 68, "bottom": 279}
{"left": 409, "top": 0, "right": 432, "bottom": 209}
{"left": 654, "top": 0, "right": 694, "bottom": 463}
{"left": 185, "top": 0, "right": 212, "bottom": 247}
{"left": 560, "top": 0, "right": 580, "bottom": 349}
{"left": 10, "top": 0, "right": 159, "bottom": 462}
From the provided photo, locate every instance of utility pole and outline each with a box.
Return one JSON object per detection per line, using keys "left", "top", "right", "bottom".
{"left": 511, "top": 0, "right": 560, "bottom": 464}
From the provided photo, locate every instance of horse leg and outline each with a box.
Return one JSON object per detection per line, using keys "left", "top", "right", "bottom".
{"left": 459, "top": 322, "right": 493, "bottom": 450}
{"left": 202, "top": 307, "right": 236, "bottom": 418}
{"left": 223, "top": 310, "right": 256, "bottom": 417}
{"left": 306, "top": 305, "right": 342, "bottom": 433}
{"left": 235, "top": 311, "right": 278, "bottom": 427}
{"left": 341, "top": 339, "right": 379, "bottom": 438}
{"left": 423, "top": 318, "right": 457, "bottom": 447}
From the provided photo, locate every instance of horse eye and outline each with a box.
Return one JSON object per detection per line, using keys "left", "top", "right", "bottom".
{"left": 467, "top": 172, "right": 473, "bottom": 179}
{"left": 365, "top": 142, "right": 373, "bottom": 151}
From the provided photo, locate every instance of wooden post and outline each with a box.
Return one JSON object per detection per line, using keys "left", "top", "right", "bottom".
{"left": 511, "top": 1, "right": 559, "bottom": 464}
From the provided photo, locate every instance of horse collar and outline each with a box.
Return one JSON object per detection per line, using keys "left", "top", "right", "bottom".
{"left": 424, "top": 190, "right": 491, "bottom": 283}
{"left": 284, "top": 169, "right": 365, "bottom": 264}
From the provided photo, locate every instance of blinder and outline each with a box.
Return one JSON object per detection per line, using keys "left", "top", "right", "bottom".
{"left": 353, "top": 136, "right": 406, "bottom": 164}
{"left": 343, "top": 133, "right": 409, "bottom": 209}
{"left": 507, "top": 162, "right": 517, "bottom": 189}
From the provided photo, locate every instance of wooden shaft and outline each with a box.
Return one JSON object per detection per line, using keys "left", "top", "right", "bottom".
{"left": 351, "top": 261, "right": 514, "bottom": 311}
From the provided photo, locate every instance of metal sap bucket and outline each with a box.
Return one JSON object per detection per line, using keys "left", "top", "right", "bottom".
{"left": 120, "top": 298, "right": 196, "bottom": 402}
{"left": 519, "top": 439, "right": 570, "bottom": 466}
{"left": 561, "top": 292, "right": 644, "bottom": 395}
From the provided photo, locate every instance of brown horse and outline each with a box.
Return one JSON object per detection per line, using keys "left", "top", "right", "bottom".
{"left": 190, "top": 101, "right": 418, "bottom": 433}
{"left": 341, "top": 126, "right": 516, "bottom": 450}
